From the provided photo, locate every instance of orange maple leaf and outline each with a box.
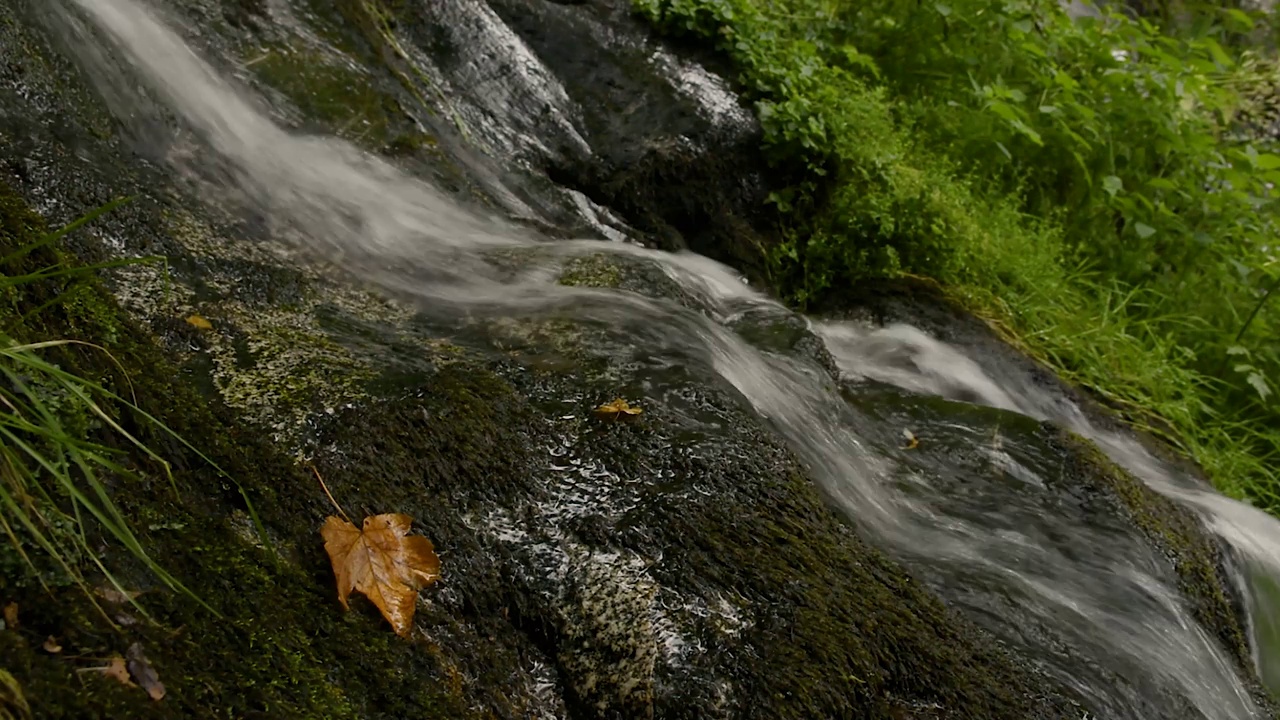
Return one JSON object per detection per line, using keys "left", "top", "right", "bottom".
{"left": 593, "top": 397, "right": 643, "bottom": 421}
{"left": 320, "top": 514, "right": 441, "bottom": 637}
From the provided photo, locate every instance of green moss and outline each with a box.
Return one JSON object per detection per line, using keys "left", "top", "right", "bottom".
{"left": 248, "top": 43, "right": 431, "bottom": 153}
{"left": 558, "top": 253, "right": 625, "bottom": 289}
{"left": 250, "top": 45, "right": 388, "bottom": 132}
{"left": 673, "top": 466, "right": 1041, "bottom": 716}
{"left": 59, "top": 282, "right": 124, "bottom": 345}
{"left": 209, "top": 313, "right": 377, "bottom": 436}
{"left": 339, "top": 0, "right": 471, "bottom": 140}
{"left": 139, "top": 209, "right": 418, "bottom": 444}
{"left": 555, "top": 252, "right": 700, "bottom": 312}
{"left": 0, "top": 496, "right": 83, "bottom": 594}
{"left": 0, "top": 179, "right": 480, "bottom": 719}
{"left": 1051, "top": 427, "right": 1252, "bottom": 670}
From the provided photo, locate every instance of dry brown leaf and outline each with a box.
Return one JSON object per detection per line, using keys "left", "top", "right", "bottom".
{"left": 1, "top": 603, "right": 16, "bottom": 631}
{"left": 41, "top": 636, "right": 61, "bottom": 654}
{"left": 902, "top": 429, "right": 920, "bottom": 450}
{"left": 126, "top": 643, "right": 165, "bottom": 701}
{"left": 98, "top": 657, "right": 134, "bottom": 688}
{"left": 185, "top": 314, "right": 213, "bottom": 330}
{"left": 94, "top": 586, "right": 142, "bottom": 606}
{"left": 593, "top": 398, "right": 642, "bottom": 421}
{"left": 321, "top": 514, "right": 441, "bottom": 637}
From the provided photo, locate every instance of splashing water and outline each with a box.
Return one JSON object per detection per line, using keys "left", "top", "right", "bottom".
{"left": 816, "top": 323, "right": 1280, "bottom": 565}
{"left": 54, "top": 0, "right": 1280, "bottom": 716}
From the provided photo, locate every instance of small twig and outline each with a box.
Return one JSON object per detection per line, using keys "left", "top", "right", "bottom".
{"left": 310, "top": 465, "right": 351, "bottom": 523}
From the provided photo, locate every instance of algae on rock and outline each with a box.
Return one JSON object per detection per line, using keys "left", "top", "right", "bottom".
{"left": 1, "top": 1, "right": 1270, "bottom": 719}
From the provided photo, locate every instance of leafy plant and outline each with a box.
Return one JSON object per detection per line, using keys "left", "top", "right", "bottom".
{"left": 635, "top": 0, "right": 1280, "bottom": 512}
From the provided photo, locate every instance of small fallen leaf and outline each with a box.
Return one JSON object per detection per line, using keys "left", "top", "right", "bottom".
{"left": 94, "top": 657, "right": 135, "bottom": 688}
{"left": 126, "top": 643, "right": 165, "bottom": 701}
{"left": 902, "top": 429, "right": 919, "bottom": 450}
{"left": 185, "top": 314, "right": 213, "bottom": 330}
{"left": 593, "top": 398, "right": 643, "bottom": 421}
{"left": 41, "top": 636, "right": 62, "bottom": 654}
{"left": 321, "top": 513, "right": 441, "bottom": 637}
{"left": 1, "top": 603, "right": 16, "bottom": 630}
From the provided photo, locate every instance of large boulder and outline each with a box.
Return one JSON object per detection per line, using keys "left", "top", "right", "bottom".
{"left": 0, "top": 1, "right": 1271, "bottom": 719}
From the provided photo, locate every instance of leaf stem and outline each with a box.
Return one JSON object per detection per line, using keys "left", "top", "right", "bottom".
{"left": 311, "top": 465, "right": 351, "bottom": 523}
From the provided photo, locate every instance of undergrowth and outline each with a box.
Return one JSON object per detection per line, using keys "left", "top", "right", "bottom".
{"left": 0, "top": 199, "right": 234, "bottom": 619}
{"left": 635, "top": 0, "right": 1280, "bottom": 512}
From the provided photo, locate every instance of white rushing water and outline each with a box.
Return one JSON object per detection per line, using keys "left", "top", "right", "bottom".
{"left": 54, "top": 0, "right": 1280, "bottom": 716}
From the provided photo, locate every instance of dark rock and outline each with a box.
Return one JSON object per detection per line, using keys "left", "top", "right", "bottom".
{"left": 0, "top": 1, "right": 1270, "bottom": 719}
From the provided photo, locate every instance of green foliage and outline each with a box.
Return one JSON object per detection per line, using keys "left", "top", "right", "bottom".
{"left": 0, "top": 668, "right": 30, "bottom": 720}
{"left": 0, "top": 337, "right": 177, "bottom": 603}
{"left": 0, "top": 200, "right": 232, "bottom": 618}
{"left": 636, "top": 0, "right": 1280, "bottom": 511}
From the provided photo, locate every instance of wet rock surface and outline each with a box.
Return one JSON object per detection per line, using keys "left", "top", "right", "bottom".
{"left": 837, "top": 380, "right": 1271, "bottom": 718}
{"left": 0, "top": 1, "right": 1271, "bottom": 719}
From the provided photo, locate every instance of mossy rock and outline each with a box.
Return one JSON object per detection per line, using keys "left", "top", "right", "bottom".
{"left": 0, "top": 1, "right": 1269, "bottom": 718}
{"left": 559, "top": 253, "right": 626, "bottom": 290}
{"left": 0, "top": 173, "right": 1084, "bottom": 718}
{"left": 837, "top": 379, "right": 1277, "bottom": 718}
{"left": 0, "top": 178, "right": 484, "bottom": 719}
{"left": 1055, "top": 428, "right": 1252, "bottom": 670}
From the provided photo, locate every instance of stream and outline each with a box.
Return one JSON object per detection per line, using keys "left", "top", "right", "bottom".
{"left": 46, "top": 0, "right": 1280, "bottom": 717}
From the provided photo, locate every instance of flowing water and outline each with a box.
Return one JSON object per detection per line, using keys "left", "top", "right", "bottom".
{"left": 47, "top": 0, "right": 1280, "bottom": 716}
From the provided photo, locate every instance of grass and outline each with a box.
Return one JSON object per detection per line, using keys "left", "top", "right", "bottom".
{"left": 955, "top": 267, "right": 1277, "bottom": 504}
{"left": 0, "top": 668, "right": 30, "bottom": 719}
{"left": 0, "top": 199, "right": 247, "bottom": 620}
{"left": 1, "top": 336, "right": 181, "bottom": 614}
{"left": 635, "top": 0, "right": 1280, "bottom": 513}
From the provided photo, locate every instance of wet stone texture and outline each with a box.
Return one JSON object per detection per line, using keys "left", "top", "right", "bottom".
{"left": 0, "top": 1, "right": 1269, "bottom": 720}
{"left": 297, "top": 358, "right": 1084, "bottom": 719}
{"left": 836, "top": 380, "right": 1277, "bottom": 719}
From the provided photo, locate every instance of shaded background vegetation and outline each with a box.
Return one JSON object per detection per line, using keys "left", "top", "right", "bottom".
{"left": 636, "top": 0, "right": 1280, "bottom": 513}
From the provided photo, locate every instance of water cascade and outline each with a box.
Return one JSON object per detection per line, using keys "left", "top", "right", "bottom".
{"left": 43, "top": 0, "right": 1280, "bottom": 716}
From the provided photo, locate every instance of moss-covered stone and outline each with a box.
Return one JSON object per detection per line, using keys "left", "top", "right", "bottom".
{"left": 559, "top": 253, "right": 625, "bottom": 289}
{"left": 247, "top": 42, "right": 431, "bottom": 153}
{"left": 302, "top": 368, "right": 1081, "bottom": 719}
{"left": 1053, "top": 428, "right": 1252, "bottom": 671}
{"left": 555, "top": 252, "right": 701, "bottom": 309}
{"left": 2, "top": 1, "right": 1269, "bottom": 717}
{"left": 837, "top": 378, "right": 1278, "bottom": 717}
{"left": 0, "top": 178, "right": 482, "bottom": 719}
{"left": 0, "top": 175, "right": 1085, "bottom": 718}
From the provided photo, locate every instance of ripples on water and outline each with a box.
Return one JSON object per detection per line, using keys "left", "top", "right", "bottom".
{"left": 54, "top": 0, "right": 1280, "bottom": 716}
